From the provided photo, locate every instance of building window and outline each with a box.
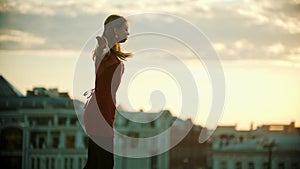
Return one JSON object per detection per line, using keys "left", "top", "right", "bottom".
{"left": 70, "top": 158, "right": 73, "bottom": 169}
{"left": 125, "top": 119, "right": 129, "bottom": 127}
{"left": 84, "top": 136, "right": 89, "bottom": 148}
{"left": 70, "top": 117, "right": 77, "bottom": 125}
{"left": 31, "top": 158, "right": 34, "bottom": 169}
{"left": 278, "top": 162, "right": 285, "bottom": 169}
{"left": 151, "top": 155, "right": 158, "bottom": 169}
{"left": 151, "top": 121, "right": 155, "bottom": 128}
{"left": 58, "top": 117, "right": 67, "bottom": 125}
{"left": 235, "top": 162, "right": 242, "bottom": 169}
{"left": 248, "top": 162, "right": 254, "bottom": 169}
{"left": 1, "top": 156, "right": 22, "bottom": 169}
{"left": 239, "top": 136, "right": 244, "bottom": 142}
{"left": 128, "top": 132, "right": 139, "bottom": 148}
{"left": 291, "top": 163, "right": 298, "bottom": 169}
{"left": 220, "top": 161, "right": 227, "bottom": 169}
{"left": 30, "top": 131, "right": 47, "bottom": 148}
{"left": 44, "top": 157, "right": 55, "bottom": 169}
{"left": 0, "top": 128, "right": 22, "bottom": 150}
{"left": 33, "top": 117, "right": 52, "bottom": 125}
{"left": 52, "top": 132, "right": 59, "bottom": 148}
{"left": 37, "top": 158, "right": 40, "bottom": 169}
{"left": 51, "top": 158, "right": 55, "bottom": 169}
{"left": 220, "top": 135, "right": 229, "bottom": 146}
{"left": 66, "top": 136, "right": 75, "bottom": 148}
{"left": 64, "top": 158, "right": 68, "bottom": 169}
{"left": 46, "top": 158, "right": 50, "bottom": 169}
{"left": 79, "top": 158, "right": 83, "bottom": 169}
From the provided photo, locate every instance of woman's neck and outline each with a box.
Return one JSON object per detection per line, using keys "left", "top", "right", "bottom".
{"left": 102, "top": 34, "right": 118, "bottom": 50}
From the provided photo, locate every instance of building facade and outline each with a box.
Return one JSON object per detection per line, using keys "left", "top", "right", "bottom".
{"left": 169, "top": 119, "right": 211, "bottom": 169}
{"left": 114, "top": 110, "right": 173, "bottom": 169}
{"left": 1, "top": 76, "right": 210, "bottom": 169}
{"left": 3, "top": 75, "right": 298, "bottom": 169}
{"left": 0, "top": 76, "right": 88, "bottom": 169}
{"left": 211, "top": 123, "right": 300, "bottom": 169}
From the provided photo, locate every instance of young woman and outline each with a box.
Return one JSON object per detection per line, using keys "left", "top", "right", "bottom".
{"left": 84, "top": 14, "right": 131, "bottom": 169}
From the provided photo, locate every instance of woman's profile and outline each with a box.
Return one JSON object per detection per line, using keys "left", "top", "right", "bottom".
{"left": 83, "top": 14, "right": 131, "bottom": 169}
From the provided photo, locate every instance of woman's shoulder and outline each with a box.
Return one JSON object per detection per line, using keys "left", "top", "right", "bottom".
{"left": 97, "top": 51, "right": 120, "bottom": 68}
{"left": 107, "top": 51, "right": 121, "bottom": 64}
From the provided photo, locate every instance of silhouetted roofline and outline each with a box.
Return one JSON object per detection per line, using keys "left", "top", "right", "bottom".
{"left": 0, "top": 75, "right": 23, "bottom": 97}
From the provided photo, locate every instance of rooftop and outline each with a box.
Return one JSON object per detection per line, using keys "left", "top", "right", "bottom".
{"left": 0, "top": 75, "right": 23, "bottom": 97}
{"left": 222, "top": 135, "right": 300, "bottom": 151}
{"left": 0, "top": 75, "right": 82, "bottom": 110}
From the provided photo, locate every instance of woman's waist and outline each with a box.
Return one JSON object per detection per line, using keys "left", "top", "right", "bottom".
{"left": 95, "top": 88, "right": 117, "bottom": 94}
{"left": 95, "top": 88, "right": 117, "bottom": 100}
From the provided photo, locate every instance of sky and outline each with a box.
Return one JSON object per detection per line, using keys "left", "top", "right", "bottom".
{"left": 0, "top": 0, "right": 300, "bottom": 130}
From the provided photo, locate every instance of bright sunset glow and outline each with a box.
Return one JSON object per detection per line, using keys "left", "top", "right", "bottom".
{"left": 1, "top": 0, "right": 300, "bottom": 130}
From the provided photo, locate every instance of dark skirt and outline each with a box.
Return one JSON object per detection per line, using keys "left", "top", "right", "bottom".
{"left": 83, "top": 93, "right": 115, "bottom": 169}
{"left": 83, "top": 137, "right": 114, "bottom": 169}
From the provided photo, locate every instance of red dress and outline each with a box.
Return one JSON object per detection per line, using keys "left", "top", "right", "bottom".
{"left": 84, "top": 52, "right": 124, "bottom": 137}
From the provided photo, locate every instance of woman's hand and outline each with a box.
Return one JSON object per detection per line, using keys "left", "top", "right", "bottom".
{"left": 96, "top": 36, "right": 108, "bottom": 49}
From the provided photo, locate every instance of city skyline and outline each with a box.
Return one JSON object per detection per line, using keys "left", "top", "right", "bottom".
{"left": 2, "top": 82, "right": 298, "bottom": 169}
{"left": 1, "top": 0, "right": 300, "bottom": 130}
{"left": 1, "top": 74, "right": 299, "bottom": 131}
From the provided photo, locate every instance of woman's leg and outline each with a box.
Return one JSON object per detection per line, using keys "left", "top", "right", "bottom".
{"left": 83, "top": 137, "right": 114, "bottom": 169}
{"left": 83, "top": 138, "right": 97, "bottom": 169}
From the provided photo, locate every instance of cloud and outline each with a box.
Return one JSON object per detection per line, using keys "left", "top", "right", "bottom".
{"left": 0, "top": 13, "right": 106, "bottom": 50}
{"left": 266, "top": 43, "right": 285, "bottom": 55}
{"left": 212, "top": 39, "right": 300, "bottom": 64}
{"left": 0, "top": 49, "right": 80, "bottom": 58}
{"left": 0, "top": 0, "right": 214, "bottom": 19}
{"left": 0, "top": 29, "right": 45, "bottom": 48}
{"left": 273, "top": 16, "right": 300, "bottom": 34}
{"left": 213, "top": 42, "right": 227, "bottom": 51}
{"left": 286, "top": 47, "right": 300, "bottom": 62}
{"left": 233, "top": 39, "right": 254, "bottom": 49}
{"left": 213, "top": 39, "right": 256, "bottom": 59}
{"left": 237, "top": 8, "right": 269, "bottom": 24}
{"left": 0, "top": 0, "right": 299, "bottom": 64}
{"left": 0, "top": 0, "right": 55, "bottom": 16}
{"left": 236, "top": 0, "right": 300, "bottom": 34}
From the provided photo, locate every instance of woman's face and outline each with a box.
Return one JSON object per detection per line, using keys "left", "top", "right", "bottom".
{"left": 115, "top": 22, "right": 129, "bottom": 43}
